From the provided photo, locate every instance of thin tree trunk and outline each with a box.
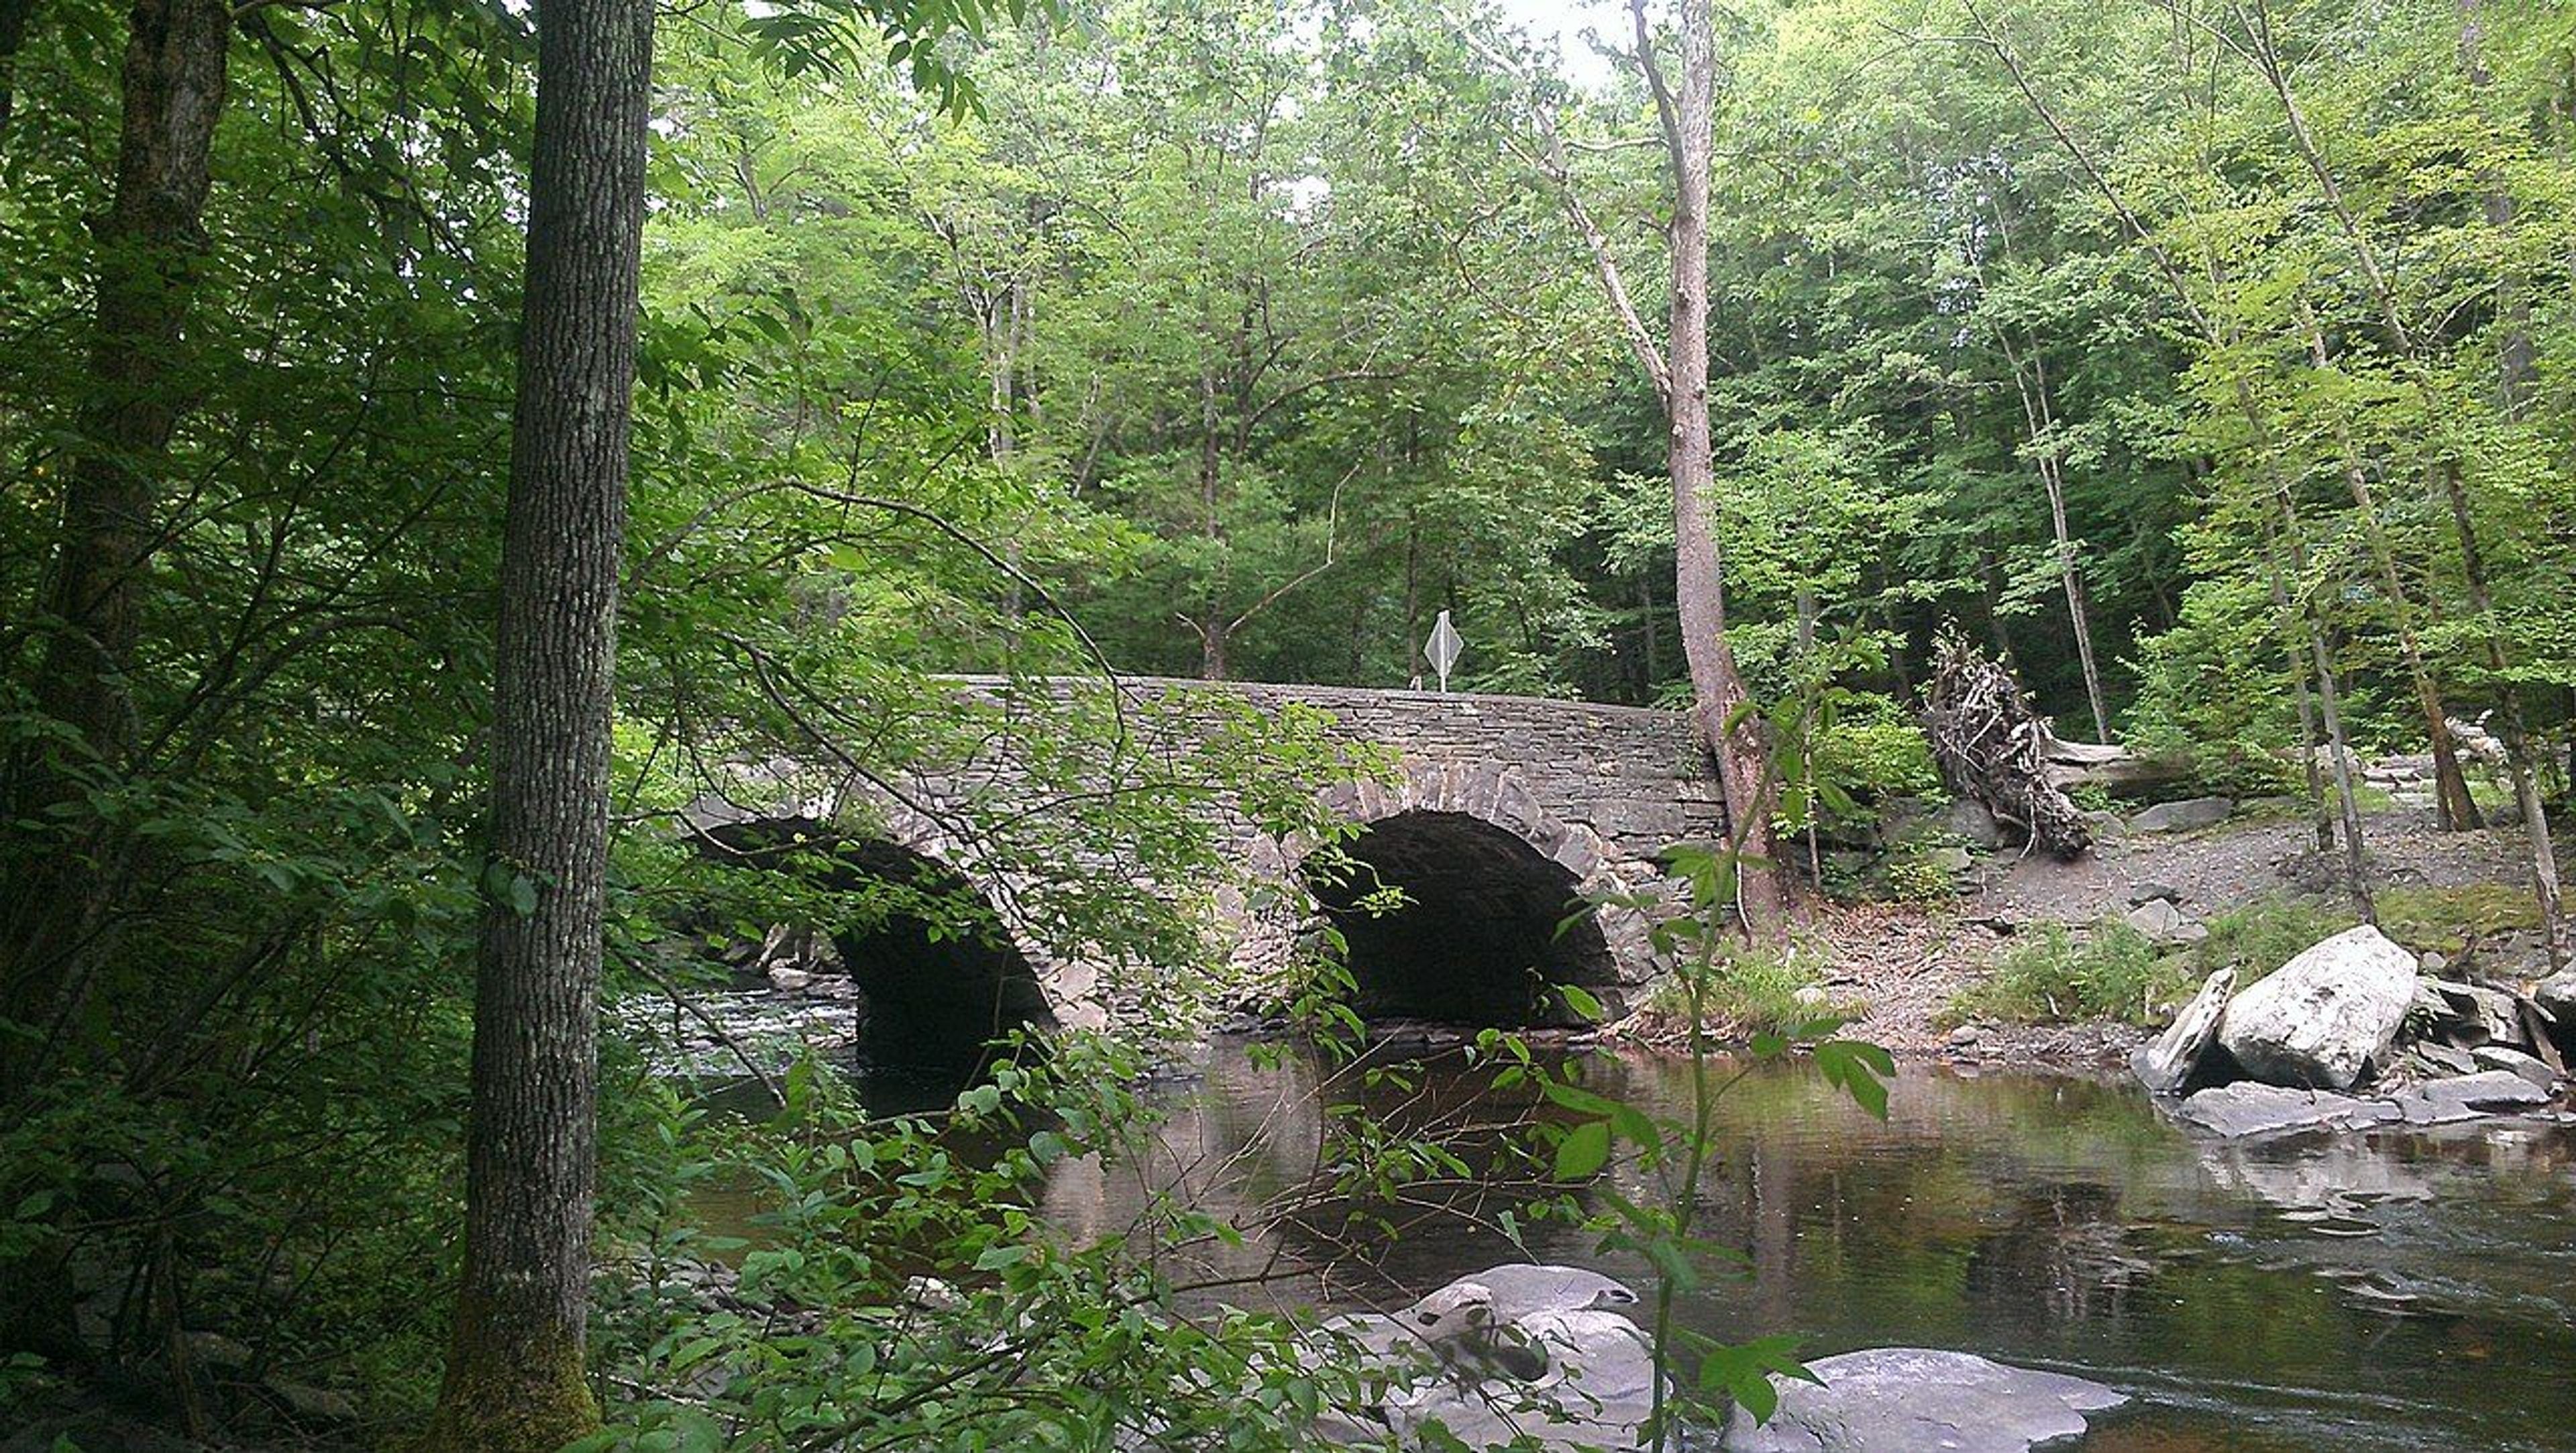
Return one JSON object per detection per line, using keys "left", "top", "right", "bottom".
{"left": 2294, "top": 307, "right": 2482, "bottom": 830}
{"left": 1199, "top": 618, "right": 1229, "bottom": 681}
{"left": 2272, "top": 490, "right": 2373, "bottom": 918}
{"left": 2000, "top": 345, "right": 2112, "bottom": 743}
{"left": 0, "top": 0, "right": 230, "bottom": 1099}
{"left": 2261, "top": 527, "right": 2333, "bottom": 855}
{"left": 2310, "top": 624, "right": 2374, "bottom": 924}
{"left": 1648, "top": 0, "right": 1782, "bottom": 928}
{"left": 1976, "top": 199, "right": 2112, "bottom": 743}
{"left": 1638, "top": 572, "right": 1660, "bottom": 698}
{"left": 425, "top": 1, "right": 651, "bottom": 1446}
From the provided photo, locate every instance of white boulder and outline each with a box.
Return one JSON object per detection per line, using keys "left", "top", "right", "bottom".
{"left": 1718, "top": 1347, "right": 2127, "bottom": 1452}
{"left": 2216, "top": 926, "right": 2417, "bottom": 1091}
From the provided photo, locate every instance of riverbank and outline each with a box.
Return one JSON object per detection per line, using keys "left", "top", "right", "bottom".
{"left": 1803, "top": 800, "right": 2567, "bottom": 1072}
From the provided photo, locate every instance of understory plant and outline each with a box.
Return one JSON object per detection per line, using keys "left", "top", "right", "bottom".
{"left": 1948, "top": 921, "right": 2184, "bottom": 1026}
{"left": 1517, "top": 838, "right": 1894, "bottom": 1448}
{"left": 585, "top": 1037, "right": 1390, "bottom": 1452}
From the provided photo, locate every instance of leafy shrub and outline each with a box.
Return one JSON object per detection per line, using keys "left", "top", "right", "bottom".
{"left": 1638, "top": 945, "right": 1863, "bottom": 1040}
{"left": 2124, "top": 578, "right": 2304, "bottom": 797}
{"left": 1947, "top": 922, "right": 2187, "bottom": 1026}
{"left": 1877, "top": 841, "right": 1964, "bottom": 904}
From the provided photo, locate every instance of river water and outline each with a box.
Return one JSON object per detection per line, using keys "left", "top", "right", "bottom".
{"left": 1013, "top": 1039, "right": 2576, "bottom": 1452}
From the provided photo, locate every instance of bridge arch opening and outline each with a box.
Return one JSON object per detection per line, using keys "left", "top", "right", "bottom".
{"left": 1303, "top": 810, "right": 1616, "bottom": 1026}
{"left": 702, "top": 823, "right": 1052, "bottom": 1084}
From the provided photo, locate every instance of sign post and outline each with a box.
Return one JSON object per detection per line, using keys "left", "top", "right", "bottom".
{"left": 1425, "top": 610, "right": 1463, "bottom": 693}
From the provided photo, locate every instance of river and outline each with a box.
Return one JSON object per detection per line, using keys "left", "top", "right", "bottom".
{"left": 1019, "top": 1038, "right": 2576, "bottom": 1452}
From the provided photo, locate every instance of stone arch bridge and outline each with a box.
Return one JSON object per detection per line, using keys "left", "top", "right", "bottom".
{"left": 684, "top": 677, "right": 1727, "bottom": 1071}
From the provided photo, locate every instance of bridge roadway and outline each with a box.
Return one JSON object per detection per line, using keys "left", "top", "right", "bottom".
{"left": 684, "top": 675, "right": 1727, "bottom": 1069}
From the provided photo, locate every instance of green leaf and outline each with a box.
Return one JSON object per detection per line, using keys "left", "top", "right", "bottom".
{"left": 1553, "top": 1119, "right": 1610, "bottom": 1180}
{"left": 1539, "top": 1080, "right": 1620, "bottom": 1117}
{"left": 1697, "top": 1333, "right": 1816, "bottom": 1423}
{"left": 973, "top": 1243, "right": 1030, "bottom": 1271}
{"left": 1556, "top": 983, "right": 1605, "bottom": 1021}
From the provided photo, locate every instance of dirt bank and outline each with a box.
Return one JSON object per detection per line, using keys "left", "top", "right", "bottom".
{"left": 1807, "top": 802, "right": 2565, "bottom": 1071}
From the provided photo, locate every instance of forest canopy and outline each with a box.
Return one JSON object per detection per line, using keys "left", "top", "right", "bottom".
{"left": 2, "top": 0, "right": 2573, "bottom": 1446}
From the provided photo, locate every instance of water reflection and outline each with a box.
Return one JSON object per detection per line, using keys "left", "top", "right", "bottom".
{"left": 1032, "top": 1042, "right": 2576, "bottom": 1452}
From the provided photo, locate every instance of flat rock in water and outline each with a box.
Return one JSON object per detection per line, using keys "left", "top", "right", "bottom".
{"left": 2131, "top": 968, "right": 2235, "bottom": 1095}
{"left": 2387, "top": 1071, "right": 2555, "bottom": 1126}
{"left": 2129, "top": 796, "right": 2233, "bottom": 834}
{"left": 2175, "top": 1082, "right": 2397, "bottom": 1139}
{"left": 1717, "top": 1347, "right": 2126, "bottom": 1452}
{"left": 2216, "top": 926, "right": 2417, "bottom": 1091}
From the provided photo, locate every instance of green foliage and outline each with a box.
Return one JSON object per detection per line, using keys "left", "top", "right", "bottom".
{"left": 1949, "top": 922, "right": 2188, "bottom": 1027}
{"left": 2376, "top": 885, "right": 2545, "bottom": 961}
{"left": 2191, "top": 886, "right": 2541, "bottom": 981}
{"left": 2193, "top": 896, "right": 2359, "bottom": 984}
{"left": 1638, "top": 945, "right": 1865, "bottom": 1041}
{"left": 1534, "top": 841, "right": 1890, "bottom": 1444}
{"left": 583, "top": 1039, "right": 1375, "bottom": 1450}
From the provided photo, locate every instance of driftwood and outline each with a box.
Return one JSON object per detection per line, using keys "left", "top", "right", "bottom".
{"left": 1924, "top": 633, "right": 2092, "bottom": 860}
{"left": 2041, "top": 737, "right": 2189, "bottom": 792}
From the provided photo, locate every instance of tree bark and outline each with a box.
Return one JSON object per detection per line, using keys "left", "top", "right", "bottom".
{"left": 1644, "top": 0, "right": 1782, "bottom": 928}
{"left": 425, "top": 1, "right": 651, "bottom": 1446}
{"left": 0, "top": 0, "right": 229, "bottom": 1100}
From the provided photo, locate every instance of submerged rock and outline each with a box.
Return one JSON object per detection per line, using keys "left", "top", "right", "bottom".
{"left": 1717, "top": 1346, "right": 2127, "bottom": 1452}
{"left": 2175, "top": 1082, "right": 2397, "bottom": 1140}
{"left": 2216, "top": 926, "right": 2416, "bottom": 1091}
{"left": 2131, "top": 968, "right": 2234, "bottom": 1095}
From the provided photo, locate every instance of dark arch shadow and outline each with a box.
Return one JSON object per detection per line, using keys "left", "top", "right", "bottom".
{"left": 1303, "top": 810, "right": 1617, "bottom": 1027}
{"left": 698, "top": 821, "right": 1053, "bottom": 1083}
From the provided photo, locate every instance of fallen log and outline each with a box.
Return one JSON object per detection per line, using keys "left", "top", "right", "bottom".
{"left": 2042, "top": 736, "right": 2192, "bottom": 793}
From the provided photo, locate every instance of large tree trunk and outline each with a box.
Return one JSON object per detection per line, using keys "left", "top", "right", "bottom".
{"left": 423, "top": 2, "right": 651, "bottom": 1447}
{"left": 0, "top": 0, "right": 229, "bottom": 1100}
{"left": 1656, "top": 0, "right": 1782, "bottom": 928}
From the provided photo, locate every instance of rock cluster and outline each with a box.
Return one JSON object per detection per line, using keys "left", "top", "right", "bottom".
{"left": 1307, "top": 1269, "right": 2134, "bottom": 1452}
{"left": 1305, "top": 1264, "right": 1659, "bottom": 1450}
{"left": 2131, "top": 924, "right": 2568, "bottom": 1138}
